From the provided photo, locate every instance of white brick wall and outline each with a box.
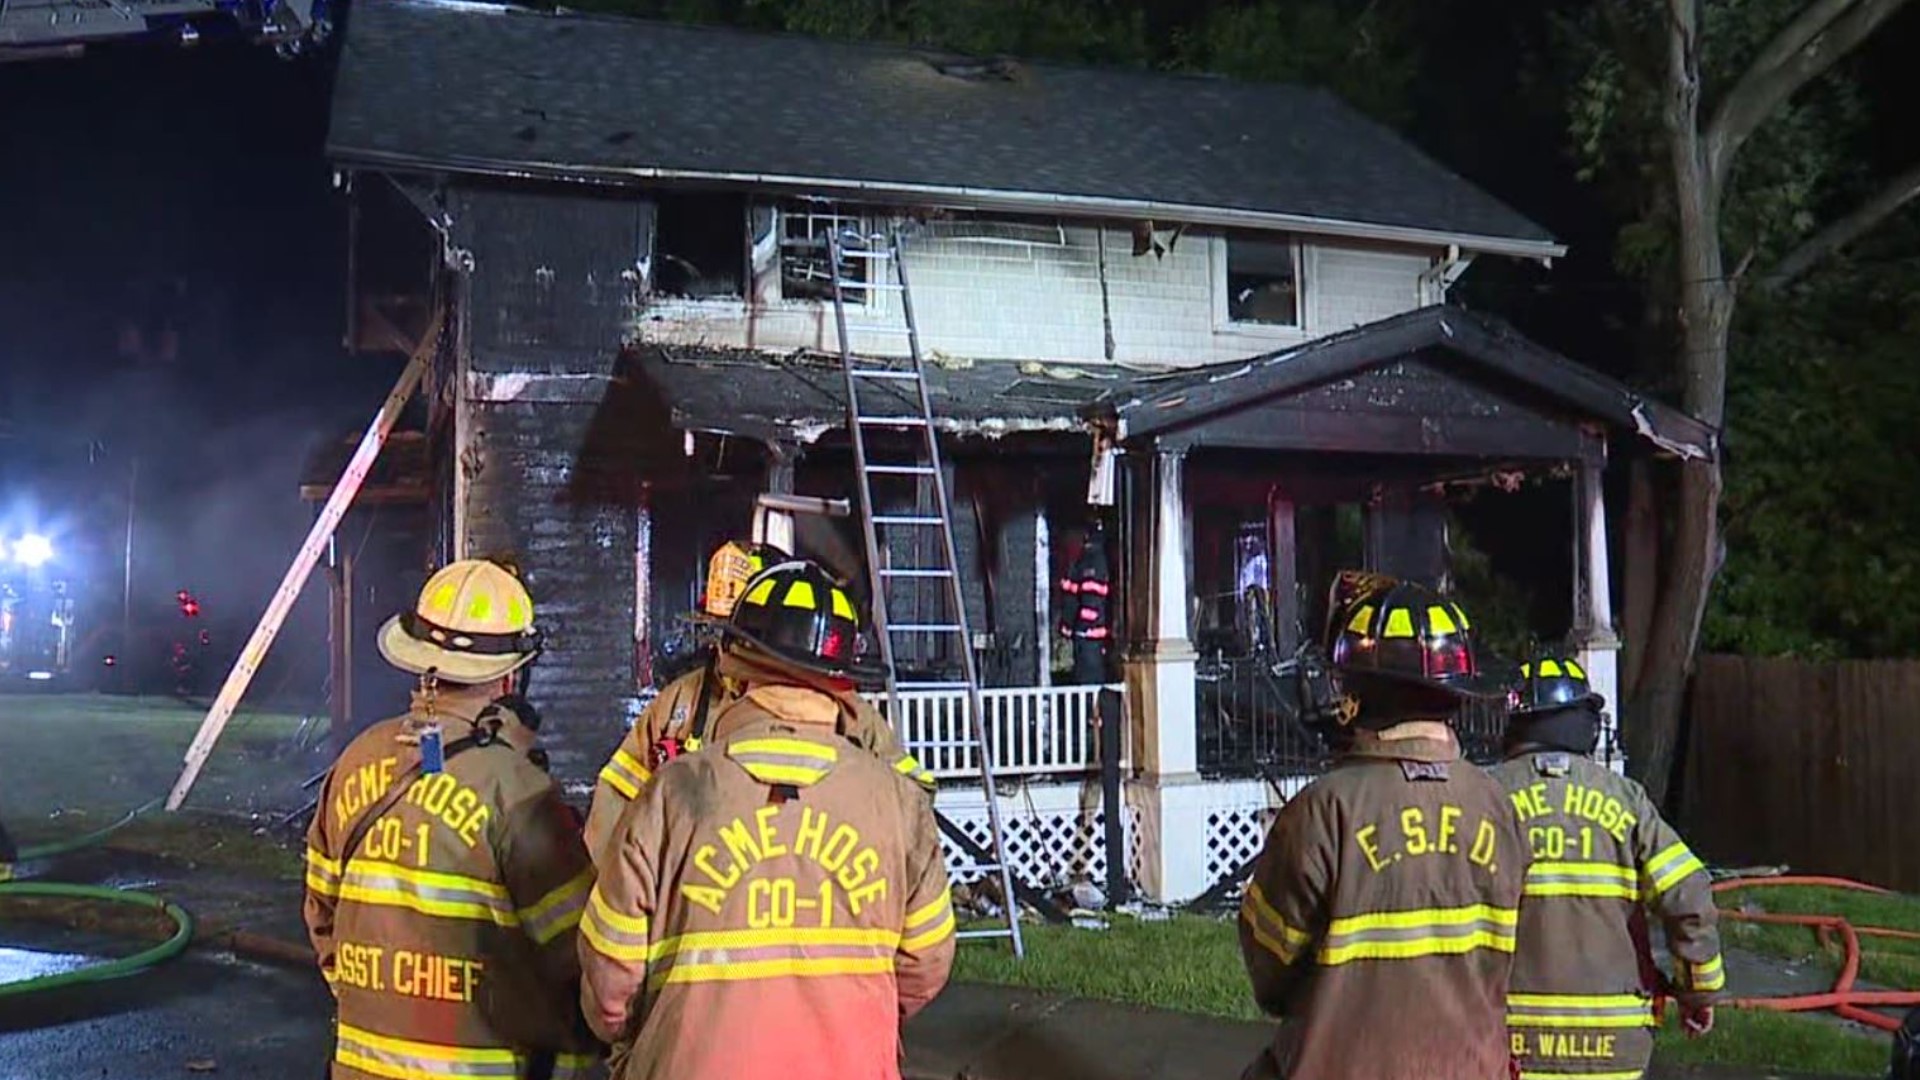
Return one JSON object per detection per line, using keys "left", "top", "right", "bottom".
{"left": 634, "top": 214, "right": 1439, "bottom": 369}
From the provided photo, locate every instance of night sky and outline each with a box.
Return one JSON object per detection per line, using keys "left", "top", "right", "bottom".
{"left": 1, "top": 37, "right": 400, "bottom": 700}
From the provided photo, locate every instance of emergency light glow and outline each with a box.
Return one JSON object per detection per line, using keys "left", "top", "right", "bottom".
{"left": 11, "top": 534, "right": 53, "bottom": 568}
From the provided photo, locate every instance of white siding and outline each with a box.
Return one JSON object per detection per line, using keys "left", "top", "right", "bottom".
{"left": 1305, "top": 246, "right": 1433, "bottom": 334}
{"left": 634, "top": 213, "right": 1439, "bottom": 369}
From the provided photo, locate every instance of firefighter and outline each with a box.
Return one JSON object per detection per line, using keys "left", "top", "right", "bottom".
{"left": 1492, "top": 653, "right": 1724, "bottom": 1080}
{"left": 1057, "top": 517, "right": 1112, "bottom": 684}
{"left": 305, "top": 558, "right": 601, "bottom": 1080}
{"left": 582, "top": 542, "right": 934, "bottom": 866}
{"left": 580, "top": 559, "right": 955, "bottom": 1079}
{"left": 1239, "top": 575, "right": 1526, "bottom": 1080}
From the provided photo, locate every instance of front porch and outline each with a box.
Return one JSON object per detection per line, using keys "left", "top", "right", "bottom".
{"left": 622, "top": 304, "right": 1714, "bottom": 903}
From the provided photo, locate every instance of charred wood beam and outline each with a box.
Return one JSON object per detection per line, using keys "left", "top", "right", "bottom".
{"left": 1159, "top": 408, "right": 1597, "bottom": 462}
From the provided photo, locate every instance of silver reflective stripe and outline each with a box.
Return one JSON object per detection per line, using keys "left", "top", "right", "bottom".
{"left": 1508, "top": 994, "right": 1654, "bottom": 1027}
{"left": 655, "top": 940, "right": 894, "bottom": 973}
{"left": 342, "top": 866, "right": 518, "bottom": 925}
{"left": 1322, "top": 917, "right": 1512, "bottom": 949}
{"left": 334, "top": 1025, "right": 520, "bottom": 1079}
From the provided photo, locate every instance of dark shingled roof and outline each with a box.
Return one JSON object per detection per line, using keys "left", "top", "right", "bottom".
{"left": 328, "top": 0, "right": 1560, "bottom": 255}
{"left": 1101, "top": 306, "right": 1717, "bottom": 460}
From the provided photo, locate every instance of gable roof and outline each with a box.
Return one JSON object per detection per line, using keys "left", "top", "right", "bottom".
{"left": 327, "top": 0, "right": 1563, "bottom": 259}
{"left": 1102, "top": 306, "right": 1716, "bottom": 460}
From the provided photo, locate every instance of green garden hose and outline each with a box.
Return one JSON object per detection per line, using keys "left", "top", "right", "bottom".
{"left": 14, "top": 797, "right": 164, "bottom": 862}
{"left": 1, "top": 797, "right": 194, "bottom": 997}
{"left": 0, "top": 881, "right": 194, "bottom": 997}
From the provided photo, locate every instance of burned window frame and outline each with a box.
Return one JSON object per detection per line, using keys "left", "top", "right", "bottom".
{"left": 1220, "top": 234, "right": 1304, "bottom": 328}
{"left": 650, "top": 192, "right": 748, "bottom": 300}
{"left": 777, "top": 203, "right": 875, "bottom": 306}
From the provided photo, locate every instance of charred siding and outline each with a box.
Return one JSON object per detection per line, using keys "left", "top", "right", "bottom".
{"left": 465, "top": 399, "right": 643, "bottom": 789}
{"left": 450, "top": 187, "right": 652, "bottom": 364}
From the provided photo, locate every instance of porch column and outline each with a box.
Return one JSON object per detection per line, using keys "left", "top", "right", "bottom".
{"left": 1570, "top": 455, "right": 1624, "bottom": 774}
{"left": 1123, "top": 447, "right": 1209, "bottom": 903}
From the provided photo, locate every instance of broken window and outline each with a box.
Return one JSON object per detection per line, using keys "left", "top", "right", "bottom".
{"left": 653, "top": 193, "right": 745, "bottom": 298}
{"left": 1226, "top": 237, "right": 1302, "bottom": 326}
{"left": 780, "top": 205, "right": 872, "bottom": 304}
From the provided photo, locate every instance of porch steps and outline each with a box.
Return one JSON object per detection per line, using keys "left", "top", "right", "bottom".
{"left": 826, "top": 223, "right": 1027, "bottom": 959}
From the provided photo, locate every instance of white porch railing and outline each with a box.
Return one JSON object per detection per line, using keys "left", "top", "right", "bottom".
{"left": 865, "top": 683, "right": 1126, "bottom": 781}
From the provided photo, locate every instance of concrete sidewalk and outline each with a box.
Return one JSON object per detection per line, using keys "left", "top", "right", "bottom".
{"left": 903, "top": 983, "right": 1866, "bottom": 1080}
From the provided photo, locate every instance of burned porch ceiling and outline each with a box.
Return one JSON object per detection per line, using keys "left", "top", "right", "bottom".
{"left": 327, "top": 0, "right": 1559, "bottom": 258}
{"left": 632, "top": 345, "right": 1105, "bottom": 444}
{"left": 1097, "top": 306, "right": 1718, "bottom": 461}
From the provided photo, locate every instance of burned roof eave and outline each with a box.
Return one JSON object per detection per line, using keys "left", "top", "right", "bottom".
{"left": 1104, "top": 306, "right": 1716, "bottom": 461}
{"left": 328, "top": 150, "right": 1568, "bottom": 262}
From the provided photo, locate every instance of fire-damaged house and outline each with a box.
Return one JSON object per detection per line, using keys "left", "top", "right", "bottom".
{"left": 318, "top": 0, "right": 1715, "bottom": 902}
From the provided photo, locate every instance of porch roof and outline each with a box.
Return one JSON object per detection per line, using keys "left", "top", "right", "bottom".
{"left": 1097, "top": 306, "right": 1717, "bottom": 462}
{"left": 629, "top": 344, "right": 1100, "bottom": 444}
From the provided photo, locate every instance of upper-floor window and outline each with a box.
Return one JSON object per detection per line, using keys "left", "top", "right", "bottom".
{"left": 780, "top": 205, "right": 873, "bottom": 305}
{"left": 653, "top": 192, "right": 746, "bottom": 299}
{"left": 1225, "top": 236, "right": 1301, "bottom": 327}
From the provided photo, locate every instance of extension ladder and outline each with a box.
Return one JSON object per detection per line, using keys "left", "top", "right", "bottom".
{"left": 817, "top": 222, "right": 1024, "bottom": 958}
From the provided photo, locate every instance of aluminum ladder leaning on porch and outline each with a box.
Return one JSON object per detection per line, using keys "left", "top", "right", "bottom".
{"left": 821, "top": 223, "right": 1025, "bottom": 958}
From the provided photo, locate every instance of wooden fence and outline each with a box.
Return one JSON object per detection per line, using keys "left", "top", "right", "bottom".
{"left": 1683, "top": 654, "right": 1920, "bottom": 892}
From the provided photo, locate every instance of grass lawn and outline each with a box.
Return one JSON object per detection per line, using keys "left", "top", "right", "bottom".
{"left": 0, "top": 693, "right": 320, "bottom": 838}
{"left": 1724, "top": 883, "right": 1920, "bottom": 991}
{"left": 954, "top": 914, "right": 1892, "bottom": 1076}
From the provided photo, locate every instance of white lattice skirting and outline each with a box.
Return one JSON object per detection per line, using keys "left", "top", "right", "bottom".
{"left": 934, "top": 776, "right": 1316, "bottom": 896}
{"left": 1199, "top": 780, "right": 1295, "bottom": 883}
{"left": 934, "top": 781, "right": 1135, "bottom": 890}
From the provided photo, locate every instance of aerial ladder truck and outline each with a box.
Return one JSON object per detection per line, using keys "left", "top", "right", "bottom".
{"left": 1, "top": 0, "right": 328, "bottom": 60}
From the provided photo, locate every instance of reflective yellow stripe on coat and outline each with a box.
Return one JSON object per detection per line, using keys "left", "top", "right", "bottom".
{"left": 1241, "top": 882, "right": 1312, "bottom": 965}
{"left": 598, "top": 748, "right": 651, "bottom": 800}
{"left": 1523, "top": 860, "right": 1642, "bottom": 901}
{"left": 1317, "top": 903, "right": 1517, "bottom": 965}
{"left": 306, "top": 847, "right": 343, "bottom": 898}
{"left": 1507, "top": 991, "right": 1657, "bottom": 1029}
{"left": 519, "top": 869, "right": 593, "bottom": 945}
{"left": 337, "top": 861, "right": 519, "bottom": 928}
{"left": 1644, "top": 841, "right": 1706, "bottom": 896}
{"left": 902, "top": 890, "right": 956, "bottom": 952}
{"left": 580, "top": 886, "right": 651, "bottom": 962}
{"left": 645, "top": 926, "right": 900, "bottom": 988}
{"left": 334, "top": 1022, "right": 519, "bottom": 1079}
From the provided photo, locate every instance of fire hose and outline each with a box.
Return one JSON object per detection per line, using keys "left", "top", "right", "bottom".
{"left": 0, "top": 798, "right": 196, "bottom": 999}
{"left": 1710, "top": 875, "right": 1920, "bottom": 1033}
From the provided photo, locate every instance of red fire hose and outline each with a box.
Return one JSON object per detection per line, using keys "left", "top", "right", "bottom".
{"left": 1711, "top": 875, "right": 1920, "bottom": 1033}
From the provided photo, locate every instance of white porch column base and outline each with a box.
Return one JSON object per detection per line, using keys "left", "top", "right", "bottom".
{"left": 1125, "top": 773, "right": 1214, "bottom": 904}
{"left": 1576, "top": 632, "right": 1625, "bottom": 775}
{"left": 1123, "top": 641, "right": 1198, "bottom": 777}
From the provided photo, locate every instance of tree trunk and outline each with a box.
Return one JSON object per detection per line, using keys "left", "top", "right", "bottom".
{"left": 1624, "top": 458, "right": 1721, "bottom": 804}
{"left": 1634, "top": 3, "right": 1733, "bottom": 806}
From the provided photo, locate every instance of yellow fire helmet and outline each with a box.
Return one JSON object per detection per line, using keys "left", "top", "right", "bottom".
{"left": 377, "top": 558, "right": 543, "bottom": 685}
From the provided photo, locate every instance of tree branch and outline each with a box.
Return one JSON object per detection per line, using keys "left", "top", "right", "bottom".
{"left": 1706, "top": 0, "right": 1916, "bottom": 197}
{"left": 1761, "top": 160, "right": 1920, "bottom": 291}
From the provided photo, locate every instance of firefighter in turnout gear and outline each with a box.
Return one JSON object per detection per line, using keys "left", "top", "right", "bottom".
{"left": 305, "top": 558, "right": 601, "bottom": 1080}
{"left": 580, "top": 559, "right": 956, "bottom": 1079}
{"left": 1057, "top": 517, "right": 1113, "bottom": 684}
{"left": 583, "top": 542, "right": 933, "bottom": 867}
{"left": 1239, "top": 573, "right": 1526, "bottom": 1080}
{"left": 1491, "top": 653, "right": 1724, "bottom": 1080}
